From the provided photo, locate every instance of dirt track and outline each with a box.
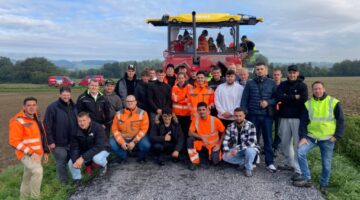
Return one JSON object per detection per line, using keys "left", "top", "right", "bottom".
{"left": 0, "top": 91, "right": 81, "bottom": 171}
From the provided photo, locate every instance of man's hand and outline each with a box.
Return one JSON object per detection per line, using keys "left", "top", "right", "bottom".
{"left": 73, "top": 157, "right": 84, "bottom": 169}
{"left": 156, "top": 109, "right": 162, "bottom": 115}
{"left": 165, "top": 132, "right": 171, "bottom": 142}
{"left": 121, "top": 143, "right": 128, "bottom": 150}
{"left": 212, "top": 143, "right": 221, "bottom": 152}
{"left": 295, "top": 95, "right": 301, "bottom": 100}
{"left": 43, "top": 153, "right": 49, "bottom": 164}
{"left": 231, "top": 148, "right": 239, "bottom": 156}
{"left": 330, "top": 136, "right": 337, "bottom": 143}
{"left": 48, "top": 143, "right": 56, "bottom": 150}
{"left": 172, "top": 151, "right": 179, "bottom": 158}
{"left": 222, "top": 112, "right": 231, "bottom": 119}
{"left": 260, "top": 100, "right": 268, "bottom": 108}
{"left": 200, "top": 136, "right": 209, "bottom": 145}
{"left": 30, "top": 153, "right": 41, "bottom": 163}
{"left": 298, "top": 138, "right": 309, "bottom": 147}
{"left": 128, "top": 141, "right": 136, "bottom": 150}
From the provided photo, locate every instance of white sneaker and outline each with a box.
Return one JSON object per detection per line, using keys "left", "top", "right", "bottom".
{"left": 266, "top": 164, "right": 277, "bottom": 173}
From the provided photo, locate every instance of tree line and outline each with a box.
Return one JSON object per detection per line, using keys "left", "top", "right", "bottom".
{"left": 0, "top": 56, "right": 359, "bottom": 84}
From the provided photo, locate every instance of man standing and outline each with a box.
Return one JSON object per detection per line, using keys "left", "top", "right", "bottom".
{"left": 148, "top": 67, "right": 157, "bottom": 83}
{"left": 77, "top": 79, "right": 111, "bottom": 129}
{"left": 103, "top": 79, "right": 123, "bottom": 137}
{"left": 187, "top": 102, "right": 225, "bottom": 170}
{"left": 187, "top": 71, "right": 214, "bottom": 119}
{"left": 238, "top": 68, "right": 250, "bottom": 87}
{"left": 69, "top": 112, "right": 109, "bottom": 182}
{"left": 115, "top": 64, "right": 139, "bottom": 105}
{"left": 223, "top": 108, "right": 257, "bottom": 177}
{"left": 9, "top": 97, "right": 49, "bottom": 199}
{"left": 188, "top": 67, "right": 198, "bottom": 86}
{"left": 240, "top": 35, "right": 255, "bottom": 52}
{"left": 44, "top": 86, "right": 77, "bottom": 184}
{"left": 215, "top": 70, "right": 244, "bottom": 127}
{"left": 148, "top": 69, "right": 172, "bottom": 120}
{"left": 272, "top": 68, "right": 283, "bottom": 155}
{"left": 293, "top": 81, "right": 344, "bottom": 195}
{"left": 135, "top": 70, "right": 151, "bottom": 113}
{"left": 208, "top": 66, "right": 225, "bottom": 91}
{"left": 241, "top": 62, "right": 277, "bottom": 173}
{"left": 150, "top": 108, "right": 184, "bottom": 165}
{"left": 110, "top": 95, "right": 151, "bottom": 163}
{"left": 275, "top": 65, "right": 308, "bottom": 178}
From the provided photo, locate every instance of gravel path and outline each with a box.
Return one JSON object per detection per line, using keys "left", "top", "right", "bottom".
{"left": 68, "top": 155, "right": 324, "bottom": 200}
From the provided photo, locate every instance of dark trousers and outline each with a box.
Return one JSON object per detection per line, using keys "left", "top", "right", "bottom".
{"left": 220, "top": 118, "right": 233, "bottom": 128}
{"left": 53, "top": 146, "right": 70, "bottom": 183}
{"left": 247, "top": 114, "right": 274, "bottom": 166}
{"left": 152, "top": 142, "right": 177, "bottom": 161}
{"left": 177, "top": 115, "right": 191, "bottom": 140}
{"left": 273, "top": 116, "right": 281, "bottom": 150}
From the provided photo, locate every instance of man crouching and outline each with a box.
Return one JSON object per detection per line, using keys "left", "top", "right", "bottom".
{"left": 69, "top": 112, "right": 109, "bottom": 184}
{"left": 222, "top": 107, "right": 257, "bottom": 177}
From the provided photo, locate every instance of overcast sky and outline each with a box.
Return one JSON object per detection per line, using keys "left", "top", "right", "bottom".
{"left": 0, "top": 0, "right": 359, "bottom": 62}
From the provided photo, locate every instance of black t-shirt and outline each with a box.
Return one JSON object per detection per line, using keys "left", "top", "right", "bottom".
{"left": 125, "top": 78, "right": 136, "bottom": 95}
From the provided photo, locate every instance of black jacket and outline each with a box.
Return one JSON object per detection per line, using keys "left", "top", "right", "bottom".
{"left": 44, "top": 99, "right": 77, "bottom": 147}
{"left": 115, "top": 73, "right": 139, "bottom": 105}
{"left": 77, "top": 90, "right": 111, "bottom": 126}
{"left": 149, "top": 114, "right": 184, "bottom": 151}
{"left": 135, "top": 80, "right": 150, "bottom": 112}
{"left": 70, "top": 122, "right": 106, "bottom": 162}
{"left": 208, "top": 77, "right": 225, "bottom": 91}
{"left": 299, "top": 94, "right": 345, "bottom": 140}
{"left": 275, "top": 78, "right": 308, "bottom": 118}
{"left": 148, "top": 80, "right": 172, "bottom": 113}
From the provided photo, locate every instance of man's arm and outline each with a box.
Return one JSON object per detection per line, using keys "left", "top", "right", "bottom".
{"left": 82, "top": 125, "right": 105, "bottom": 162}
{"left": 240, "top": 82, "right": 250, "bottom": 113}
{"left": 43, "top": 105, "right": 55, "bottom": 146}
{"left": 298, "top": 106, "right": 310, "bottom": 139}
{"left": 132, "top": 112, "right": 149, "bottom": 144}
{"left": 333, "top": 103, "right": 345, "bottom": 140}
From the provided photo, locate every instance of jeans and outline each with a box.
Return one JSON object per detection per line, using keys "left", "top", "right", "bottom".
{"left": 247, "top": 114, "right": 274, "bottom": 166}
{"left": 68, "top": 150, "right": 109, "bottom": 180}
{"left": 223, "top": 147, "right": 257, "bottom": 171}
{"left": 52, "top": 146, "right": 70, "bottom": 183}
{"left": 109, "top": 135, "right": 151, "bottom": 160}
{"left": 297, "top": 137, "right": 335, "bottom": 186}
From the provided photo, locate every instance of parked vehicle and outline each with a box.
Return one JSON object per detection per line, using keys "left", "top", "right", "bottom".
{"left": 78, "top": 75, "right": 105, "bottom": 86}
{"left": 48, "top": 76, "right": 75, "bottom": 87}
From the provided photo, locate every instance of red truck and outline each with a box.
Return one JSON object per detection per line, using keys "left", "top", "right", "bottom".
{"left": 78, "top": 75, "right": 105, "bottom": 86}
{"left": 48, "top": 76, "right": 75, "bottom": 87}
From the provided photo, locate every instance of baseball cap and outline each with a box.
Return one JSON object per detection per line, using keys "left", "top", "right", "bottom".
{"left": 127, "top": 64, "right": 136, "bottom": 71}
{"left": 105, "top": 79, "right": 115, "bottom": 85}
{"left": 288, "top": 65, "right": 298, "bottom": 72}
{"left": 190, "top": 66, "right": 199, "bottom": 72}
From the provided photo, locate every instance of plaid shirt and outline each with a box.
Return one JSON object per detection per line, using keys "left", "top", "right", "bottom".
{"left": 223, "top": 120, "right": 257, "bottom": 152}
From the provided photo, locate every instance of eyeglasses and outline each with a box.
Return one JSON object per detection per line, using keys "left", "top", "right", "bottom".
{"left": 126, "top": 100, "right": 136, "bottom": 103}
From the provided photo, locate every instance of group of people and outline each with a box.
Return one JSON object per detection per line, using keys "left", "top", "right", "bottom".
{"left": 9, "top": 62, "right": 344, "bottom": 199}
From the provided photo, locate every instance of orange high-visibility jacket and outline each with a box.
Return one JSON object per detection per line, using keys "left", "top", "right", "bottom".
{"left": 111, "top": 107, "right": 149, "bottom": 145}
{"left": 172, "top": 83, "right": 191, "bottom": 116}
{"left": 187, "top": 82, "right": 214, "bottom": 117}
{"left": 198, "top": 35, "right": 209, "bottom": 52}
{"left": 9, "top": 110, "right": 45, "bottom": 160}
{"left": 189, "top": 116, "right": 225, "bottom": 145}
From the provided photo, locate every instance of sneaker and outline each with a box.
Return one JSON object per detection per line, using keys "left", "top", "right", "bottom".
{"left": 172, "top": 157, "right": 180, "bottom": 163}
{"left": 245, "top": 170, "right": 253, "bottom": 177}
{"left": 73, "top": 179, "right": 81, "bottom": 187}
{"left": 188, "top": 164, "right": 199, "bottom": 171}
{"left": 99, "top": 165, "right": 107, "bottom": 176}
{"left": 293, "top": 179, "right": 313, "bottom": 187}
{"left": 85, "top": 165, "right": 92, "bottom": 176}
{"left": 291, "top": 173, "right": 303, "bottom": 181}
{"left": 320, "top": 186, "right": 328, "bottom": 195}
{"left": 278, "top": 164, "right": 294, "bottom": 171}
{"left": 266, "top": 164, "right": 277, "bottom": 173}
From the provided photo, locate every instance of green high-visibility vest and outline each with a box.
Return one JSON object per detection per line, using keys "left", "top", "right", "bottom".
{"left": 305, "top": 95, "right": 339, "bottom": 140}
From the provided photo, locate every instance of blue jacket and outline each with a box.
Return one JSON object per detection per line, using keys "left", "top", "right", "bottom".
{"left": 240, "top": 76, "right": 277, "bottom": 116}
{"left": 44, "top": 99, "right": 78, "bottom": 147}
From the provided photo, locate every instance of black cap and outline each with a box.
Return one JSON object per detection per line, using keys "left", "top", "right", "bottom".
{"left": 162, "top": 107, "right": 172, "bottom": 115}
{"left": 105, "top": 79, "right": 115, "bottom": 85}
{"left": 288, "top": 65, "right": 298, "bottom": 72}
{"left": 166, "top": 64, "right": 175, "bottom": 69}
{"left": 127, "top": 64, "right": 136, "bottom": 71}
{"left": 241, "top": 35, "right": 247, "bottom": 40}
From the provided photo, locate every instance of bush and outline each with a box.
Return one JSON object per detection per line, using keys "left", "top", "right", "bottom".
{"left": 335, "top": 115, "right": 360, "bottom": 165}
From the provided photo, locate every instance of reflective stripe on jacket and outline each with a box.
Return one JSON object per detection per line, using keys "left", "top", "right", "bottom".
{"left": 9, "top": 111, "right": 45, "bottom": 160}
{"left": 111, "top": 107, "right": 149, "bottom": 145}
{"left": 305, "top": 96, "right": 339, "bottom": 140}
{"left": 172, "top": 83, "right": 191, "bottom": 116}
{"left": 187, "top": 82, "right": 214, "bottom": 118}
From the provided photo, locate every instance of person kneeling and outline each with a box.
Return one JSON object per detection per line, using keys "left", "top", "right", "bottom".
{"left": 150, "top": 108, "right": 184, "bottom": 166}
{"left": 69, "top": 112, "right": 110, "bottom": 184}
{"left": 222, "top": 108, "right": 257, "bottom": 177}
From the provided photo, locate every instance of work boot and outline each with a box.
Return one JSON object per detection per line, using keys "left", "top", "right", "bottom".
{"left": 85, "top": 165, "right": 92, "bottom": 176}
{"left": 278, "top": 164, "right": 294, "bottom": 171}
{"left": 320, "top": 186, "right": 328, "bottom": 196}
{"left": 245, "top": 170, "right": 253, "bottom": 177}
{"left": 291, "top": 173, "right": 303, "bottom": 181}
{"left": 188, "top": 164, "right": 199, "bottom": 171}
{"left": 99, "top": 165, "right": 107, "bottom": 176}
{"left": 293, "top": 179, "right": 313, "bottom": 187}
{"left": 73, "top": 179, "right": 81, "bottom": 187}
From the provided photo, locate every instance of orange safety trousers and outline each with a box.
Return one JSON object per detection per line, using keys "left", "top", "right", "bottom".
{"left": 187, "top": 139, "right": 222, "bottom": 164}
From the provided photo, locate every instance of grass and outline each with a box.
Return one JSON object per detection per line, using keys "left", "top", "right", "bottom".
{"left": 0, "top": 84, "right": 87, "bottom": 92}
